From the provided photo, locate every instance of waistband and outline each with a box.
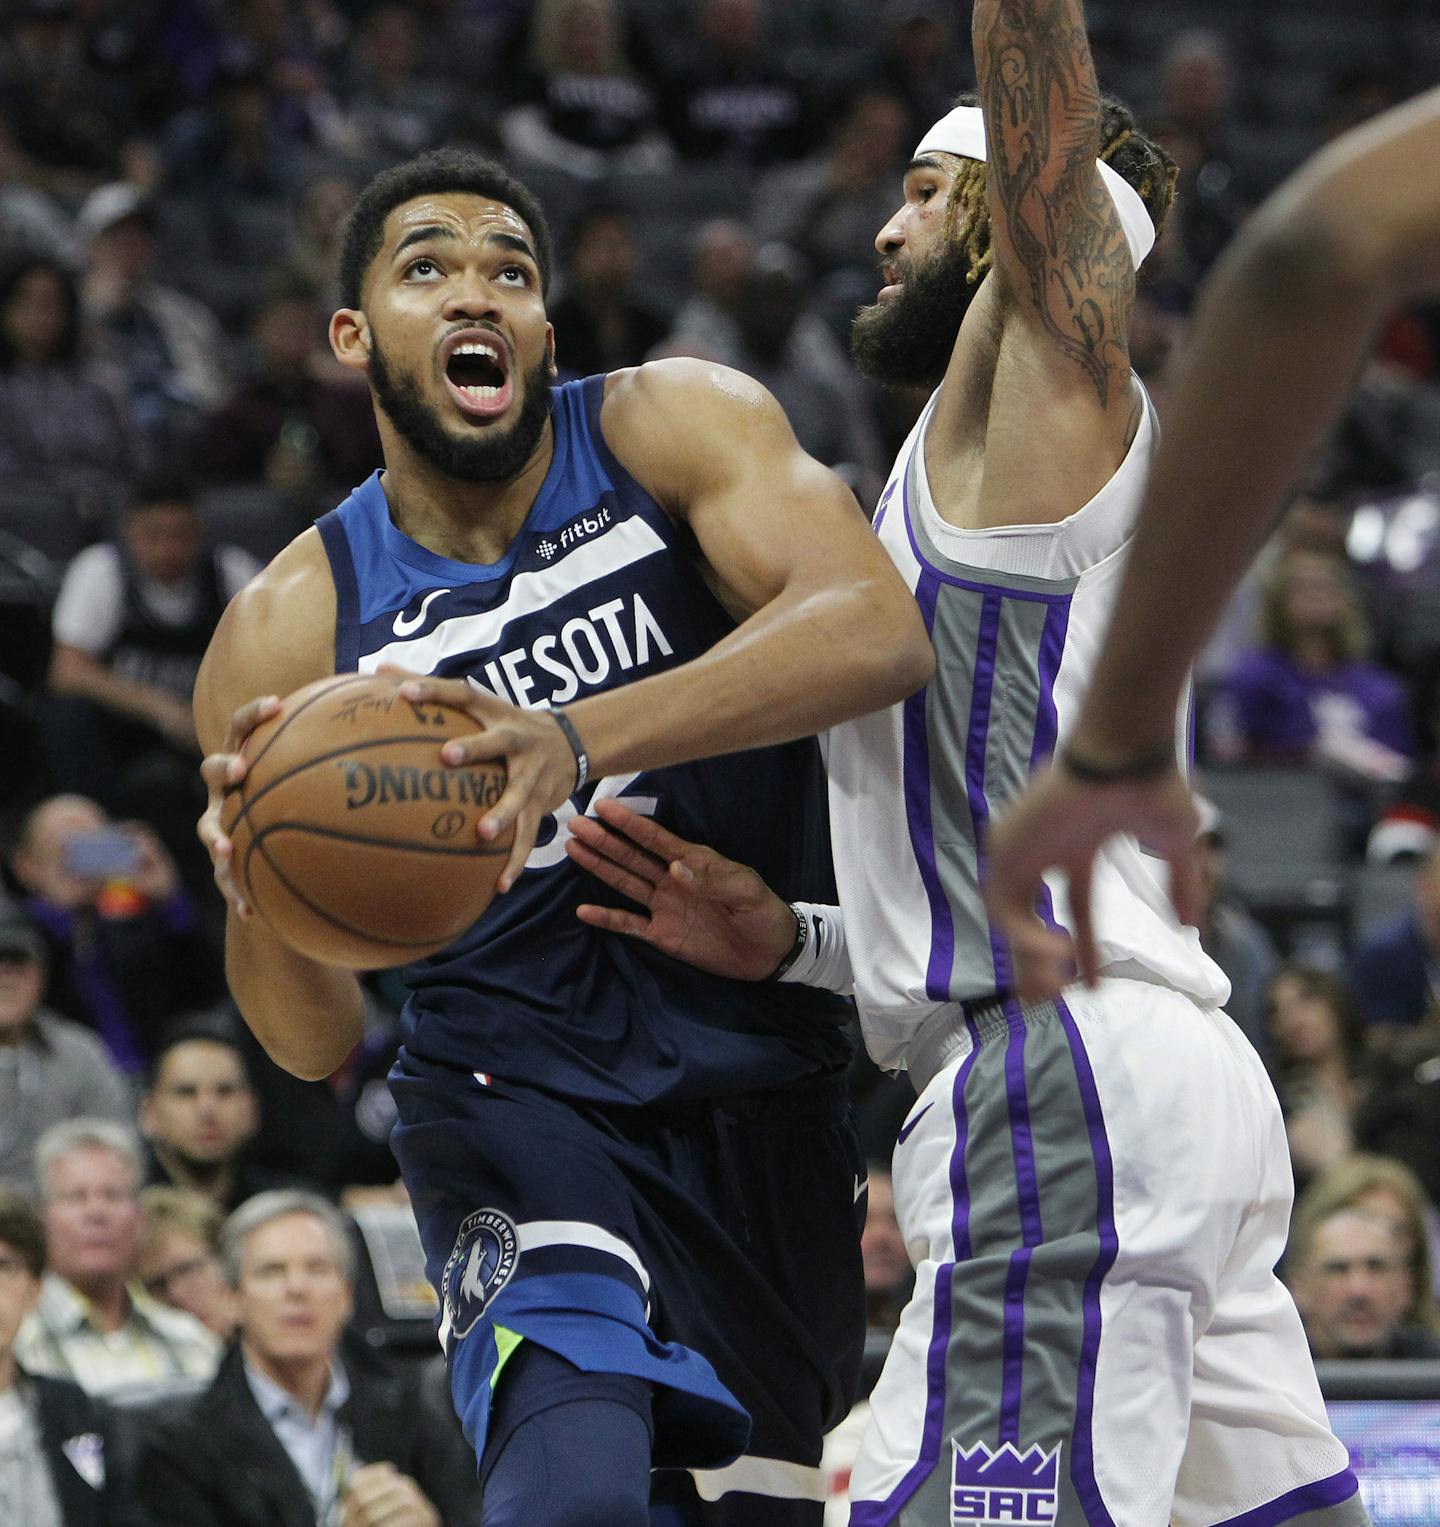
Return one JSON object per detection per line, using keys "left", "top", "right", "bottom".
{"left": 905, "top": 993, "right": 1038, "bottom": 1096}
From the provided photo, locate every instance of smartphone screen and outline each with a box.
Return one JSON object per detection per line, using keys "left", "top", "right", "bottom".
{"left": 65, "top": 830, "right": 140, "bottom": 880}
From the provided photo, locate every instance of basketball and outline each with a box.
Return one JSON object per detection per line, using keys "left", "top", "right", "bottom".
{"left": 220, "top": 674, "right": 512, "bottom": 968}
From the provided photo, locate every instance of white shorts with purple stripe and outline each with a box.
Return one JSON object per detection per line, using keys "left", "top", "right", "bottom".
{"left": 848, "top": 976, "right": 1369, "bottom": 1527}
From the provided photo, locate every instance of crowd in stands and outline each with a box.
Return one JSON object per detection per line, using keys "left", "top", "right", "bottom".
{"left": 0, "top": 0, "right": 1438, "bottom": 1520}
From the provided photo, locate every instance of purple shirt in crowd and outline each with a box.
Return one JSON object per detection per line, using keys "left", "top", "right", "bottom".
{"left": 1220, "top": 647, "right": 1415, "bottom": 763}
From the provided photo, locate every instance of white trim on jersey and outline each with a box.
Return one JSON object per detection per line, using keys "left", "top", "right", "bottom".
{"left": 515, "top": 1219, "right": 652, "bottom": 1294}
{"left": 689, "top": 1455, "right": 828, "bottom": 1502}
{"left": 358, "top": 516, "right": 667, "bottom": 675}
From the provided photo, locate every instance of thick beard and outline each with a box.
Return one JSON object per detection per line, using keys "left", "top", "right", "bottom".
{"left": 369, "top": 339, "right": 554, "bottom": 483}
{"left": 850, "top": 243, "right": 981, "bottom": 389}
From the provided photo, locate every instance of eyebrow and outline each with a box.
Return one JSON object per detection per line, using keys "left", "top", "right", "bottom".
{"left": 392, "top": 226, "right": 538, "bottom": 265}
{"left": 905, "top": 156, "right": 948, "bottom": 175}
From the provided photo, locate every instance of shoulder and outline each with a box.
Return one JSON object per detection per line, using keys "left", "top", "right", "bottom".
{"left": 599, "top": 358, "right": 812, "bottom": 508}
{"left": 196, "top": 527, "right": 336, "bottom": 739}
{"left": 58, "top": 542, "right": 123, "bottom": 592}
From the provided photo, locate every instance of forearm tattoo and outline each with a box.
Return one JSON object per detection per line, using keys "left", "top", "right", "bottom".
{"left": 977, "top": 0, "right": 1132, "bottom": 408}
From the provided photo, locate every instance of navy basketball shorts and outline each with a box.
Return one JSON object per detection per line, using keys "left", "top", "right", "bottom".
{"left": 389, "top": 1050, "right": 868, "bottom": 1522}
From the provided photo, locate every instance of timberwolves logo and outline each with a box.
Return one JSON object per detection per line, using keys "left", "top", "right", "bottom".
{"left": 441, "top": 1208, "right": 519, "bottom": 1340}
{"left": 951, "top": 1440, "right": 1061, "bottom": 1525}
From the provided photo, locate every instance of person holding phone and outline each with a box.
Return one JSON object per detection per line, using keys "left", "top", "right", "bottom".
{"left": 9, "top": 795, "right": 224, "bottom": 1073}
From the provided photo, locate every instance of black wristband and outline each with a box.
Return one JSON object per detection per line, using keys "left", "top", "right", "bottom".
{"left": 1059, "top": 741, "right": 1176, "bottom": 785}
{"left": 551, "top": 708, "right": 590, "bottom": 793}
{"left": 766, "top": 904, "right": 808, "bottom": 980}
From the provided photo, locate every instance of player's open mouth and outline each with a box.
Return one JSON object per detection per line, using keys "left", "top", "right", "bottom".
{"left": 442, "top": 331, "right": 513, "bottom": 420}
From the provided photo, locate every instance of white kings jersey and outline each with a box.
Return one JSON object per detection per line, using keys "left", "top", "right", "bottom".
{"left": 827, "top": 385, "right": 1230, "bottom": 1072}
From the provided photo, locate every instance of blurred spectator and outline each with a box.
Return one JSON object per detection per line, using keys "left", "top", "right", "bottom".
{"left": 876, "top": 2, "right": 961, "bottom": 146}
{"left": 0, "top": 905, "right": 132, "bottom": 1191}
{"left": 289, "top": 171, "right": 357, "bottom": 318}
{"left": 43, "top": 474, "right": 259, "bottom": 855}
{"left": 753, "top": 88, "right": 909, "bottom": 310}
{"left": 136, "top": 1187, "right": 235, "bottom": 1342}
{"left": 1294, "top": 1155, "right": 1440, "bottom": 1322}
{"left": 0, "top": 254, "right": 140, "bottom": 484}
{"left": 0, "top": 0, "right": 132, "bottom": 198}
{"left": 325, "top": 2, "right": 455, "bottom": 162}
{"left": 1208, "top": 549, "right": 1414, "bottom": 787}
{"left": 1287, "top": 1205, "right": 1440, "bottom": 1360}
{"left": 140, "top": 1025, "right": 304, "bottom": 1214}
{"left": 0, "top": 1188, "right": 133, "bottom": 1526}
{"left": 654, "top": 0, "right": 816, "bottom": 167}
{"left": 162, "top": 41, "right": 299, "bottom": 202}
{"left": 1262, "top": 967, "right": 1366, "bottom": 1190}
{"left": 9, "top": 795, "right": 225, "bottom": 1074}
{"left": 1349, "top": 840, "right": 1440, "bottom": 1033}
{"left": 668, "top": 218, "right": 758, "bottom": 362}
{"left": 725, "top": 243, "right": 884, "bottom": 481}
{"left": 16, "top": 1120, "right": 218, "bottom": 1405}
{"left": 0, "top": 119, "right": 75, "bottom": 261}
{"left": 201, "top": 266, "right": 382, "bottom": 492}
{"left": 550, "top": 204, "right": 670, "bottom": 380}
{"left": 1354, "top": 1020, "right": 1440, "bottom": 1208}
{"left": 76, "top": 183, "right": 230, "bottom": 455}
{"left": 137, "top": 1191, "right": 480, "bottom": 1526}
{"left": 499, "top": 0, "right": 674, "bottom": 178}
{"left": 1193, "top": 796, "right": 1278, "bottom": 1061}
{"left": 861, "top": 1164, "right": 910, "bottom": 1335}
{"left": 1154, "top": 29, "right": 1233, "bottom": 166}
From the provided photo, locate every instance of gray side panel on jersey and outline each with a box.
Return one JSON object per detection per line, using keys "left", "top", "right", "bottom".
{"left": 898, "top": 1004, "right": 1111, "bottom": 1527}
{"left": 987, "top": 593, "right": 1056, "bottom": 794}
{"left": 921, "top": 584, "right": 990, "bottom": 996}
{"left": 902, "top": 486, "right": 1081, "bottom": 598}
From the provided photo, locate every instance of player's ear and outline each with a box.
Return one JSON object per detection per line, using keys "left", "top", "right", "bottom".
{"left": 544, "top": 324, "right": 557, "bottom": 381}
{"left": 331, "top": 308, "right": 370, "bottom": 372}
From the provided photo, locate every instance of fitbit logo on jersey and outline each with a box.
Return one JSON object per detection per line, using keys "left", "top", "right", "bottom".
{"left": 441, "top": 1208, "right": 518, "bottom": 1340}
{"left": 951, "top": 1441, "right": 1060, "bottom": 1525}
{"left": 535, "top": 503, "right": 612, "bottom": 563}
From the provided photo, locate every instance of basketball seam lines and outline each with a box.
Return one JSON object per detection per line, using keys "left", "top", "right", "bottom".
{"left": 250, "top": 822, "right": 511, "bottom": 858}
{"left": 244, "top": 828, "right": 481, "bottom": 950}
{"left": 244, "top": 673, "right": 373, "bottom": 777}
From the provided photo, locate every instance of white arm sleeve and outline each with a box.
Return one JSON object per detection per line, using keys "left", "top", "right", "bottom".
{"left": 51, "top": 545, "right": 126, "bottom": 654}
{"left": 777, "top": 902, "right": 854, "bottom": 996}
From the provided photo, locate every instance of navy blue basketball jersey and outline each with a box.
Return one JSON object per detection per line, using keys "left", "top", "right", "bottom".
{"left": 317, "top": 375, "right": 852, "bottom": 1104}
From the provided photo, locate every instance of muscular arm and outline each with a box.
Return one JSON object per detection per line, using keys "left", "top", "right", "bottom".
{"left": 559, "top": 360, "right": 933, "bottom": 777}
{"left": 1072, "top": 87, "right": 1440, "bottom": 765}
{"left": 975, "top": 0, "right": 1131, "bottom": 410}
{"left": 193, "top": 530, "right": 365, "bottom": 1080}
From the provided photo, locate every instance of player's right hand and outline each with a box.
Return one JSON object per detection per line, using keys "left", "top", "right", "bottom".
{"left": 196, "top": 694, "right": 281, "bottom": 919}
{"left": 566, "top": 799, "right": 797, "bottom": 980}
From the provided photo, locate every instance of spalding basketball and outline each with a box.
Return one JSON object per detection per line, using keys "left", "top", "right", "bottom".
{"left": 221, "top": 674, "right": 512, "bottom": 967}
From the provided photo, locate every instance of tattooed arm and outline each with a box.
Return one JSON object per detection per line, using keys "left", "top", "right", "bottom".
{"left": 973, "top": 0, "right": 1133, "bottom": 412}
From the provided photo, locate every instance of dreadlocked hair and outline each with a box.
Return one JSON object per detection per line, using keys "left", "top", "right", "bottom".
{"left": 942, "top": 89, "right": 1178, "bottom": 279}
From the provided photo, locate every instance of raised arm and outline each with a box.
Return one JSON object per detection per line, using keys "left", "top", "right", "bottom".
{"left": 975, "top": 0, "right": 1131, "bottom": 410}
{"left": 194, "top": 530, "right": 366, "bottom": 1080}
{"left": 1073, "top": 85, "right": 1440, "bottom": 766}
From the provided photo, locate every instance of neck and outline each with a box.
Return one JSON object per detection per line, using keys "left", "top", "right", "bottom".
{"left": 244, "top": 1342, "right": 334, "bottom": 1420}
{"left": 378, "top": 419, "right": 555, "bottom": 565}
{"left": 70, "top": 1275, "right": 129, "bottom": 1332}
{"left": 1291, "top": 633, "right": 1336, "bottom": 672}
{"left": 151, "top": 1142, "right": 235, "bottom": 1201}
{"left": 0, "top": 1350, "right": 14, "bottom": 1392}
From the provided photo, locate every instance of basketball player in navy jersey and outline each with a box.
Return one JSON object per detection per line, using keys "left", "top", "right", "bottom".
{"left": 193, "top": 150, "right": 932, "bottom": 1526}
{"left": 987, "top": 86, "right": 1440, "bottom": 1000}
{"left": 562, "top": 2, "right": 1373, "bottom": 1523}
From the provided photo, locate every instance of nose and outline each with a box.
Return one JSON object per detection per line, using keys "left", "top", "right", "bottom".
{"left": 875, "top": 206, "right": 906, "bottom": 258}
{"left": 442, "top": 267, "right": 502, "bottom": 323}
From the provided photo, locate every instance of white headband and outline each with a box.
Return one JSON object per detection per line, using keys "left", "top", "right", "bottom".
{"left": 915, "top": 105, "right": 1156, "bottom": 269}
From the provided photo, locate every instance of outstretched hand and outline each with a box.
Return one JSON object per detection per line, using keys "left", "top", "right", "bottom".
{"left": 985, "top": 761, "right": 1202, "bottom": 1000}
{"left": 565, "top": 799, "right": 796, "bottom": 980}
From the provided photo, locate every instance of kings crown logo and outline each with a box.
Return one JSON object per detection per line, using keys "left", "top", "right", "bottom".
{"left": 951, "top": 1440, "right": 1061, "bottom": 1526}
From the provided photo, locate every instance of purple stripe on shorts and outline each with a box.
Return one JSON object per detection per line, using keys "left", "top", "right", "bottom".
{"left": 999, "top": 1005, "right": 1044, "bottom": 1444}
{"left": 902, "top": 571, "right": 957, "bottom": 1002}
{"left": 1029, "top": 599, "right": 1072, "bottom": 931}
{"left": 1054, "top": 997, "right": 1119, "bottom": 1527}
{"left": 850, "top": 1023, "right": 983, "bottom": 1526}
{"left": 1212, "top": 1468, "right": 1362, "bottom": 1527}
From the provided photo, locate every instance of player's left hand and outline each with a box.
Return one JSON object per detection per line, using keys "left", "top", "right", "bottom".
{"left": 985, "top": 760, "right": 1202, "bottom": 1000}
{"left": 389, "top": 672, "right": 577, "bottom": 892}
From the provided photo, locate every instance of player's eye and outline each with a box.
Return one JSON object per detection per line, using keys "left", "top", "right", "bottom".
{"left": 405, "top": 257, "right": 441, "bottom": 279}
{"left": 497, "top": 264, "right": 531, "bottom": 286}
